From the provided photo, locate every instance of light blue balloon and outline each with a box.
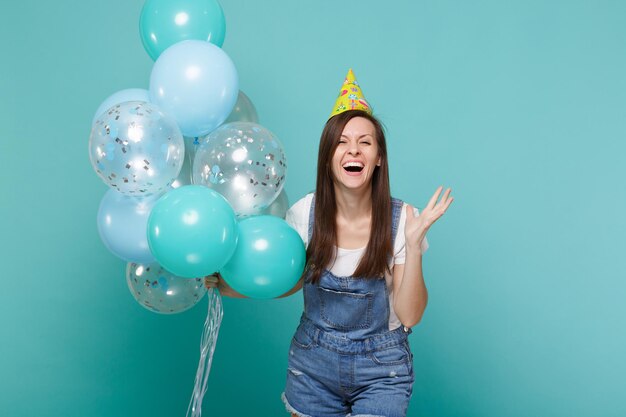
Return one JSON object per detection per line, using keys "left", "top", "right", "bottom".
{"left": 149, "top": 40, "right": 238, "bottom": 137}
{"left": 220, "top": 216, "right": 305, "bottom": 299}
{"left": 147, "top": 185, "right": 238, "bottom": 278}
{"left": 97, "top": 190, "right": 162, "bottom": 264}
{"left": 139, "top": 0, "right": 225, "bottom": 61}
{"left": 92, "top": 89, "right": 150, "bottom": 125}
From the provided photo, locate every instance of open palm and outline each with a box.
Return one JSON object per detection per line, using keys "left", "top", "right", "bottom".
{"left": 405, "top": 186, "right": 453, "bottom": 251}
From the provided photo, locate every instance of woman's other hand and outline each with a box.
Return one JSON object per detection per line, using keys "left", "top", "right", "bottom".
{"left": 405, "top": 186, "right": 453, "bottom": 253}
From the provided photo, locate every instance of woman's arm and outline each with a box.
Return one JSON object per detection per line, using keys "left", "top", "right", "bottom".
{"left": 205, "top": 274, "right": 305, "bottom": 299}
{"left": 392, "top": 254, "right": 427, "bottom": 328}
{"left": 392, "top": 186, "right": 453, "bottom": 327}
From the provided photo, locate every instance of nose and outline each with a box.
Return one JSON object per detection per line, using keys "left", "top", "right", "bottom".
{"left": 347, "top": 141, "right": 360, "bottom": 155}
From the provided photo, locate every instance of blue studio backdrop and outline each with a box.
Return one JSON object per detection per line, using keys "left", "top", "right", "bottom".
{"left": 0, "top": 0, "right": 624, "bottom": 416}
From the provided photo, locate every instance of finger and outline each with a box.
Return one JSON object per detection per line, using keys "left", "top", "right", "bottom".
{"left": 442, "top": 187, "right": 452, "bottom": 201}
{"left": 435, "top": 198, "right": 453, "bottom": 218}
{"left": 406, "top": 204, "right": 415, "bottom": 220}
{"left": 205, "top": 276, "right": 219, "bottom": 284}
{"left": 437, "top": 188, "right": 452, "bottom": 207}
{"left": 426, "top": 186, "right": 443, "bottom": 210}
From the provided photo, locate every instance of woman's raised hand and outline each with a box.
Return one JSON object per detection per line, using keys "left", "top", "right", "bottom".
{"left": 405, "top": 186, "right": 453, "bottom": 253}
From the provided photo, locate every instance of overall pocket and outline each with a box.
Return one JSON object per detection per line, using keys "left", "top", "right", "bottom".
{"left": 291, "top": 326, "right": 315, "bottom": 350}
{"left": 318, "top": 287, "right": 373, "bottom": 330}
{"left": 369, "top": 342, "right": 411, "bottom": 366}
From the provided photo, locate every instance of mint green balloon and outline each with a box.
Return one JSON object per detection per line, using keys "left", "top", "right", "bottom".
{"left": 139, "top": 0, "right": 226, "bottom": 61}
{"left": 147, "top": 185, "right": 238, "bottom": 278}
{"left": 220, "top": 216, "right": 306, "bottom": 299}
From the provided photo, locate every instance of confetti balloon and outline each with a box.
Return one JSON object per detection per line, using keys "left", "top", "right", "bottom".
{"left": 192, "top": 122, "right": 287, "bottom": 216}
{"left": 89, "top": 101, "right": 185, "bottom": 195}
{"left": 126, "top": 262, "right": 207, "bottom": 314}
{"left": 223, "top": 90, "right": 259, "bottom": 124}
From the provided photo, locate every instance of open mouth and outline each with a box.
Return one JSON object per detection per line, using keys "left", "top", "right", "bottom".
{"left": 343, "top": 161, "right": 364, "bottom": 173}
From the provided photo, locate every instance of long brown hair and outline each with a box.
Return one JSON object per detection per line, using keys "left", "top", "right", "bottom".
{"left": 306, "top": 110, "right": 392, "bottom": 283}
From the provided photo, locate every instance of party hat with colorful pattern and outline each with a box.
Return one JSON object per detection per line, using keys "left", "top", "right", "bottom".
{"left": 329, "top": 68, "right": 372, "bottom": 119}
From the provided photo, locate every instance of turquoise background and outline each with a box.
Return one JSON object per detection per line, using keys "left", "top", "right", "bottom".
{"left": 1, "top": 0, "right": 625, "bottom": 416}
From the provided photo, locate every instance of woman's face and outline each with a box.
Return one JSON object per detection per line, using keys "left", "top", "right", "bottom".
{"left": 331, "top": 116, "right": 380, "bottom": 191}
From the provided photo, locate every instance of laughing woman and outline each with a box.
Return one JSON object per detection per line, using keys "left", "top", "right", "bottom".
{"left": 280, "top": 69, "right": 453, "bottom": 417}
{"left": 206, "top": 69, "right": 453, "bottom": 416}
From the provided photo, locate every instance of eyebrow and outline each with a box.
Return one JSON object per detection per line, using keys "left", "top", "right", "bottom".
{"left": 340, "top": 134, "right": 374, "bottom": 139}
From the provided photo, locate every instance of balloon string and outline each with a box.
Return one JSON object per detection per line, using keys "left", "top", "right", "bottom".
{"left": 186, "top": 288, "right": 223, "bottom": 417}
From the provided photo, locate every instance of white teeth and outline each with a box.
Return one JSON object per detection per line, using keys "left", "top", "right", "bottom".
{"left": 342, "top": 162, "right": 364, "bottom": 168}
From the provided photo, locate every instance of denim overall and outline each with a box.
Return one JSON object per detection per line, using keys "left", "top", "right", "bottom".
{"left": 283, "top": 198, "right": 414, "bottom": 417}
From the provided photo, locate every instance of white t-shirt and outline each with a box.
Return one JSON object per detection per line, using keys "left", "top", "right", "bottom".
{"left": 285, "top": 193, "right": 429, "bottom": 330}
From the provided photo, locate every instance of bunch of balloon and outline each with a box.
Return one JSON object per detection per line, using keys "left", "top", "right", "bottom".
{"left": 88, "top": 0, "right": 250, "bottom": 317}
{"left": 86, "top": 1, "right": 307, "bottom": 415}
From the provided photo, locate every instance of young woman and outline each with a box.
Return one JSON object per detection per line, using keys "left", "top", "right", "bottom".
{"left": 208, "top": 70, "right": 453, "bottom": 417}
